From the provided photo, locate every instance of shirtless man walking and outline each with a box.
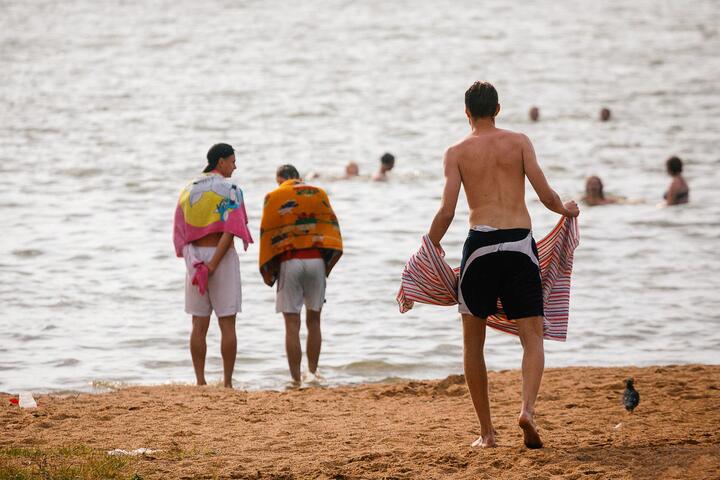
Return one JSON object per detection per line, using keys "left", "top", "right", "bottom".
{"left": 428, "top": 81, "right": 579, "bottom": 448}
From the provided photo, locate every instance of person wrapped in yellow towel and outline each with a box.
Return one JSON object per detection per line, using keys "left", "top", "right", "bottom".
{"left": 259, "top": 164, "right": 342, "bottom": 384}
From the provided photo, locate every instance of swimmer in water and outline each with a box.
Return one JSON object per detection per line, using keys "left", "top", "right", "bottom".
{"left": 600, "top": 107, "right": 611, "bottom": 122}
{"left": 306, "top": 161, "right": 360, "bottom": 181}
{"left": 529, "top": 106, "right": 540, "bottom": 122}
{"left": 582, "top": 176, "right": 622, "bottom": 206}
{"left": 344, "top": 161, "right": 359, "bottom": 178}
{"left": 372, "top": 152, "right": 395, "bottom": 181}
{"left": 663, "top": 156, "right": 689, "bottom": 206}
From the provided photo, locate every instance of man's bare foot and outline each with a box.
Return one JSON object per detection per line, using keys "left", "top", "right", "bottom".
{"left": 518, "top": 412, "right": 543, "bottom": 449}
{"left": 471, "top": 433, "right": 496, "bottom": 448}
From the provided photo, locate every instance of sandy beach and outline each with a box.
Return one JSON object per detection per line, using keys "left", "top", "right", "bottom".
{"left": 2, "top": 364, "right": 719, "bottom": 479}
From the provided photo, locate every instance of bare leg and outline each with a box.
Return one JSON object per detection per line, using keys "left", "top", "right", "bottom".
{"left": 462, "top": 314, "right": 496, "bottom": 448}
{"left": 190, "top": 316, "right": 211, "bottom": 386}
{"left": 283, "top": 313, "right": 302, "bottom": 382}
{"left": 218, "top": 315, "right": 237, "bottom": 388}
{"left": 306, "top": 310, "right": 322, "bottom": 374}
{"left": 516, "top": 315, "right": 545, "bottom": 449}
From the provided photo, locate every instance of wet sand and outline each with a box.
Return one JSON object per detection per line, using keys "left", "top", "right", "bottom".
{"left": 2, "top": 364, "right": 719, "bottom": 479}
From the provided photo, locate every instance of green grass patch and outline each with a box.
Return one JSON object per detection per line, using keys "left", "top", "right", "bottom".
{"left": 0, "top": 445, "right": 144, "bottom": 480}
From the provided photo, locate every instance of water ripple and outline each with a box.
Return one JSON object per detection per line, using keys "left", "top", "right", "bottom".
{"left": 1, "top": 0, "right": 718, "bottom": 393}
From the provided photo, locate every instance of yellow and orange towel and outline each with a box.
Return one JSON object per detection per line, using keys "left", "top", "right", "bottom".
{"left": 259, "top": 179, "right": 342, "bottom": 286}
{"left": 173, "top": 172, "right": 253, "bottom": 257}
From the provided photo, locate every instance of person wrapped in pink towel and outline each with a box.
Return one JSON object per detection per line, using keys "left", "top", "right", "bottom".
{"left": 172, "top": 143, "right": 253, "bottom": 388}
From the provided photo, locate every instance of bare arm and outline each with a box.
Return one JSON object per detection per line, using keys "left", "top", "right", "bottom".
{"left": 428, "top": 149, "right": 462, "bottom": 246}
{"left": 207, "top": 232, "right": 234, "bottom": 274}
{"left": 665, "top": 178, "right": 681, "bottom": 205}
{"left": 522, "top": 135, "right": 579, "bottom": 217}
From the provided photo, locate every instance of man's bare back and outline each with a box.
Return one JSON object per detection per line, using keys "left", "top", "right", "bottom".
{"left": 429, "top": 123, "right": 576, "bottom": 245}
{"left": 452, "top": 128, "right": 532, "bottom": 229}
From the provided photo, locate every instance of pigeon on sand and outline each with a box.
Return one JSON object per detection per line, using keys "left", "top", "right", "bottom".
{"left": 623, "top": 378, "right": 640, "bottom": 413}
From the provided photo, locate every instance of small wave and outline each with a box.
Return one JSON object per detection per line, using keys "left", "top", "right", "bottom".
{"left": 48, "top": 299, "right": 88, "bottom": 309}
{"left": 377, "top": 376, "right": 412, "bottom": 384}
{"left": 629, "top": 219, "right": 707, "bottom": 229}
{"left": 68, "top": 254, "right": 93, "bottom": 261}
{"left": 144, "top": 38, "right": 189, "bottom": 49}
{"left": 53, "top": 358, "right": 81, "bottom": 367}
{"left": 124, "top": 182, "right": 155, "bottom": 193}
{"left": 12, "top": 249, "right": 43, "bottom": 258}
{"left": 118, "top": 337, "right": 179, "bottom": 348}
{"left": 79, "top": 344, "right": 106, "bottom": 351}
{"left": 383, "top": 258, "right": 407, "bottom": 267}
{"left": 90, "top": 379, "right": 126, "bottom": 391}
{"left": 142, "top": 360, "right": 189, "bottom": 369}
{"left": 425, "top": 343, "right": 461, "bottom": 355}
{"left": 191, "top": 123, "right": 223, "bottom": 132}
{"left": 339, "top": 360, "right": 420, "bottom": 375}
{"left": 287, "top": 107, "right": 336, "bottom": 119}
{"left": 63, "top": 213, "right": 92, "bottom": 221}
{"left": 11, "top": 334, "right": 46, "bottom": 342}
{"left": 59, "top": 167, "right": 103, "bottom": 178}
{"left": 212, "top": 89, "right": 253, "bottom": 99}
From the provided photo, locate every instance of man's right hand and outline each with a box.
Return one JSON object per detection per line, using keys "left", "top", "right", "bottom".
{"left": 563, "top": 201, "right": 580, "bottom": 217}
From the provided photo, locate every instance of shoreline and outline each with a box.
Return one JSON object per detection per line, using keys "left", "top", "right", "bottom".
{"left": 7, "top": 360, "right": 720, "bottom": 397}
{"left": 2, "top": 364, "right": 719, "bottom": 479}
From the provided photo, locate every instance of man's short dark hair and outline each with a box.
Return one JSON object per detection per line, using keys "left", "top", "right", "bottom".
{"left": 666, "top": 156, "right": 683, "bottom": 175}
{"left": 204, "top": 143, "right": 235, "bottom": 173}
{"left": 276, "top": 164, "right": 300, "bottom": 180}
{"left": 465, "top": 81, "right": 499, "bottom": 119}
{"left": 380, "top": 152, "right": 395, "bottom": 167}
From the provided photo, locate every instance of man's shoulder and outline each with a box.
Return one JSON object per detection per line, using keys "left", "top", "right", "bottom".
{"left": 451, "top": 129, "right": 527, "bottom": 148}
{"left": 187, "top": 174, "right": 239, "bottom": 191}
{"left": 446, "top": 138, "right": 471, "bottom": 159}
{"left": 296, "top": 183, "right": 328, "bottom": 198}
{"left": 191, "top": 173, "right": 242, "bottom": 187}
{"left": 503, "top": 129, "right": 532, "bottom": 147}
{"left": 269, "top": 182, "right": 326, "bottom": 197}
{"left": 491, "top": 127, "right": 529, "bottom": 143}
{"left": 265, "top": 184, "right": 286, "bottom": 201}
{"left": 297, "top": 182, "right": 322, "bottom": 190}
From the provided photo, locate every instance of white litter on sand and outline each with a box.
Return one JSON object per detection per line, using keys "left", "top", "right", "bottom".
{"left": 107, "top": 448, "right": 157, "bottom": 456}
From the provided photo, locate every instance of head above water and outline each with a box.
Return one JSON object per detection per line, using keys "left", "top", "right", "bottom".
{"left": 666, "top": 156, "right": 683, "bottom": 176}
{"left": 276, "top": 164, "right": 300, "bottom": 185}
{"left": 585, "top": 175, "right": 605, "bottom": 199}
{"left": 345, "top": 161, "right": 359, "bottom": 177}
{"left": 529, "top": 106, "right": 540, "bottom": 122}
{"left": 380, "top": 152, "right": 395, "bottom": 171}
{"left": 465, "top": 81, "right": 500, "bottom": 120}
{"left": 205, "top": 143, "right": 236, "bottom": 177}
{"left": 600, "top": 107, "right": 611, "bottom": 122}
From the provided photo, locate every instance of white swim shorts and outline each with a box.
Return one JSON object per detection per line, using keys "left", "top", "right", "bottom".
{"left": 184, "top": 244, "right": 242, "bottom": 317}
{"left": 276, "top": 258, "right": 326, "bottom": 314}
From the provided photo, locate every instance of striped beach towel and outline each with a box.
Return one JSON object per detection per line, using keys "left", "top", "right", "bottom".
{"left": 396, "top": 216, "right": 579, "bottom": 341}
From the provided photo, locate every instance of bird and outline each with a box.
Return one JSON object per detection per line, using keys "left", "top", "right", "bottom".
{"left": 623, "top": 378, "right": 640, "bottom": 413}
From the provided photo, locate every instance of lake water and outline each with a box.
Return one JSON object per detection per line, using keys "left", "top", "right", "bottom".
{"left": 1, "top": 0, "right": 719, "bottom": 393}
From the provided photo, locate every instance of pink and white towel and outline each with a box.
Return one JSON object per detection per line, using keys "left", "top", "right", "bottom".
{"left": 396, "top": 216, "right": 579, "bottom": 341}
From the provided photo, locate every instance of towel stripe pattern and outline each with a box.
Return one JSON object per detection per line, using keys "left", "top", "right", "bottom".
{"left": 397, "top": 216, "right": 579, "bottom": 341}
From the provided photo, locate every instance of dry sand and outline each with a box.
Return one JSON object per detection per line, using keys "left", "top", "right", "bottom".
{"left": 2, "top": 364, "right": 719, "bottom": 479}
